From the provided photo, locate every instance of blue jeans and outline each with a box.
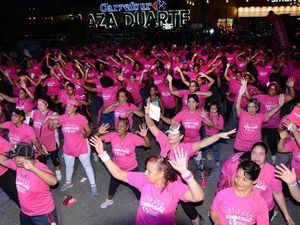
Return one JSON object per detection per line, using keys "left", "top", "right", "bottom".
{"left": 20, "top": 209, "right": 58, "bottom": 225}
{"left": 203, "top": 134, "right": 221, "bottom": 163}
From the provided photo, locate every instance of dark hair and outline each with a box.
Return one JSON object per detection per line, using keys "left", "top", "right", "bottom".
{"left": 239, "top": 151, "right": 251, "bottom": 162}
{"left": 187, "top": 94, "right": 199, "bottom": 104}
{"left": 13, "top": 108, "right": 26, "bottom": 121}
{"left": 130, "top": 74, "right": 137, "bottom": 79}
{"left": 149, "top": 85, "right": 158, "bottom": 92}
{"left": 7, "top": 142, "right": 35, "bottom": 160}
{"left": 247, "top": 98, "right": 260, "bottom": 112}
{"left": 117, "top": 88, "right": 134, "bottom": 104}
{"left": 100, "top": 76, "right": 114, "bottom": 88}
{"left": 207, "top": 100, "right": 221, "bottom": 118}
{"left": 189, "top": 80, "right": 199, "bottom": 91}
{"left": 117, "top": 117, "right": 130, "bottom": 129}
{"left": 251, "top": 142, "right": 268, "bottom": 155}
{"left": 237, "top": 160, "right": 261, "bottom": 181}
{"left": 66, "top": 82, "right": 76, "bottom": 90}
{"left": 145, "top": 155, "right": 177, "bottom": 190}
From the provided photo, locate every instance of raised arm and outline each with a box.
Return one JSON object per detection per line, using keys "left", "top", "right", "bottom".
{"left": 285, "top": 78, "right": 295, "bottom": 103}
{"left": 23, "top": 159, "right": 57, "bottom": 186}
{"left": 166, "top": 74, "right": 179, "bottom": 97}
{"left": 236, "top": 79, "right": 247, "bottom": 118}
{"left": 169, "top": 148, "right": 204, "bottom": 202}
{"left": 264, "top": 94, "right": 284, "bottom": 122}
{"left": 145, "top": 100, "right": 160, "bottom": 137}
{"left": 0, "top": 92, "right": 15, "bottom": 103}
{"left": 192, "top": 129, "right": 236, "bottom": 152}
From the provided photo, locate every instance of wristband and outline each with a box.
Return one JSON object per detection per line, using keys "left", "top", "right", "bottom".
{"left": 181, "top": 170, "right": 194, "bottom": 181}
{"left": 288, "top": 182, "right": 298, "bottom": 187}
{"left": 98, "top": 151, "right": 110, "bottom": 163}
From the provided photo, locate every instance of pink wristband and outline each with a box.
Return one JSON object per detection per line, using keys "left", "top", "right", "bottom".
{"left": 181, "top": 171, "right": 194, "bottom": 181}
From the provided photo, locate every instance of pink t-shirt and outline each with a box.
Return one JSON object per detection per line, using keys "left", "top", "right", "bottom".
{"left": 44, "top": 77, "right": 61, "bottom": 97}
{"left": 58, "top": 113, "right": 89, "bottom": 157}
{"left": 2, "top": 122, "right": 36, "bottom": 145}
{"left": 13, "top": 98, "right": 35, "bottom": 113}
{"left": 0, "top": 137, "right": 13, "bottom": 176}
{"left": 104, "top": 132, "right": 143, "bottom": 171}
{"left": 158, "top": 85, "right": 176, "bottom": 109}
{"left": 252, "top": 163, "right": 282, "bottom": 210}
{"left": 156, "top": 131, "right": 195, "bottom": 163}
{"left": 255, "top": 94, "right": 281, "bottom": 128}
{"left": 211, "top": 187, "right": 269, "bottom": 225}
{"left": 112, "top": 103, "right": 138, "bottom": 128}
{"left": 125, "top": 81, "right": 143, "bottom": 105}
{"left": 234, "top": 111, "right": 265, "bottom": 152}
{"left": 99, "top": 85, "right": 120, "bottom": 108}
{"left": 284, "top": 139, "right": 300, "bottom": 180}
{"left": 172, "top": 110, "right": 203, "bottom": 143}
{"left": 256, "top": 66, "right": 272, "bottom": 86}
{"left": 127, "top": 172, "right": 188, "bottom": 225}
{"left": 205, "top": 113, "right": 224, "bottom": 136}
{"left": 152, "top": 73, "right": 165, "bottom": 88}
{"left": 7, "top": 160, "right": 55, "bottom": 216}
{"left": 31, "top": 110, "right": 57, "bottom": 152}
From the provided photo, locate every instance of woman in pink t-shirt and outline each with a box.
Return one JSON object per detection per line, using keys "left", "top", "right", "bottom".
{"left": 0, "top": 109, "right": 45, "bottom": 156}
{"left": 145, "top": 102, "right": 236, "bottom": 225}
{"left": 103, "top": 89, "right": 144, "bottom": 129}
{"left": 234, "top": 80, "right": 284, "bottom": 152}
{"left": 211, "top": 160, "right": 269, "bottom": 225}
{"left": 96, "top": 118, "right": 150, "bottom": 208}
{"left": 251, "top": 79, "right": 295, "bottom": 158}
{"left": 46, "top": 100, "right": 98, "bottom": 197}
{"left": 0, "top": 84, "right": 36, "bottom": 116}
{"left": 0, "top": 142, "right": 58, "bottom": 225}
{"left": 250, "top": 142, "right": 295, "bottom": 224}
{"left": 30, "top": 98, "right": 62, "bottom": 181}
{"left": 90, "top": 136, "right": 204, "bottom": 225}
{"left": 167, "top": 74, "right": 212, "bottom": 110}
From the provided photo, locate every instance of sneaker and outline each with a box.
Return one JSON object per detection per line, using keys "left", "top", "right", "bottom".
{"left": 200, "top": 178, "right": 207, "bottom": 188}
{"left": 60, "top": 182, "right": 73, "bottom": 191}
{"left": 93, "top": 153, "right": 99, "bottom": 162}
{"left": 216, "top": 161, "right": 220, "bottom": 167}
{"left": 55, "top": 170, "right": 62, "bottom": 181}
{"left": 100, "top": 199, "right": 114, "bottom": 209}
{"left": 271, "top": 155, "right": 276, "bottom": 165}
{"left": 270, "top": 210, "right": 279, "bottom": 221}
{"left": 91, "top": 186, "right": 98, "bottom": 197}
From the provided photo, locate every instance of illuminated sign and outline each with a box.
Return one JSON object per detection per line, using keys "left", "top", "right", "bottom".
{"left": 268, "top": 0, "right": 299, "bottom": 5}
{"left": 69, "top": 1, "right": 190, "bottom": 30}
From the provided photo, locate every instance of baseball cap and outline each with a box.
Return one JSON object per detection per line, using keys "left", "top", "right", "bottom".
{"left": 67, "top": 99, "right": 78, "bottom": 107}
{"left": 165, "top": 123, "right": 185, "bottom": 135}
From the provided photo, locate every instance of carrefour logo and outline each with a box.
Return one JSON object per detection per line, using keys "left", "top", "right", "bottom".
{"left": 99, "top": 1, "right": 167, "bottom": 13}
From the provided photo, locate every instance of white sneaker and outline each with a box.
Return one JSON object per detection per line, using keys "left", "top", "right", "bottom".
{"left": 55, "top": 170, "right": 62, "bottom": 181}
{"left": 271, "top": 155, "right": 276, "bottom": 165}
{"left": 93, "top": 153, "right": 99, "bottom": 162}
{"left": 270, "top": 210, "right": 279, "bottom": 221}
{"left": 100, "top": 199, "right": 114, "bottom": 208}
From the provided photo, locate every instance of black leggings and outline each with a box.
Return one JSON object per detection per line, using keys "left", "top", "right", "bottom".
{"left": 262, "top": 128, "right": 279, "bottom": 156}
{"left": 109, "top": 167, "right": 140, "bottom": 200}
{"left": 0, "top": 169, "right": 20, "bottom": 206}
{"left": 179, "top": 201, "right": 199, "bottom": 220}
{"left": 38, "top": 149, "right": 60, "bottom": 167}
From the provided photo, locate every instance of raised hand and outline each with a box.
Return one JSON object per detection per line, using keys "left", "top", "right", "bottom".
{"left": 238, "top": 78, "right": 247, "bottom": 96}
{"left": 23, "top": 159, "right": 34, "bottom": 171}
{"left": 90, "top": 135, "right": 104, "bottom": 155}
{"left": 286, "top": 77, "right": 295, "bottom": 88}
{"left": 275, "top": 164, "right": 297, "bottom": 186}
{"left": 218, "top": 129, "right": 236, "bottom": 139}
{"left": 278, "top": 94, "right": 285, "bottom": 107}
{"left": 168, "top": 148, "right": 188, "bottom": 174}
{"left": 283, "top": 119, "right": 297, "bottom": 132}
{"left": 98, "top": 123, "right": 110, "bottom": 135}
{"left": 137, "top": 123, "right": 148, "bottom": 137}
{"left": 199, "top": 108, "right": 207, "bottom": 119}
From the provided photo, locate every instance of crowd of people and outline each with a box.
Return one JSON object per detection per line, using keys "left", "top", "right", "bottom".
{"left": 0, "top": 32, "right": 299, "bottom": 225}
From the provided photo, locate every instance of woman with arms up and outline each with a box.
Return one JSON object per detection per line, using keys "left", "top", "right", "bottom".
{"left": 90, "top": 135, "right": 204, "bottom": 225}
